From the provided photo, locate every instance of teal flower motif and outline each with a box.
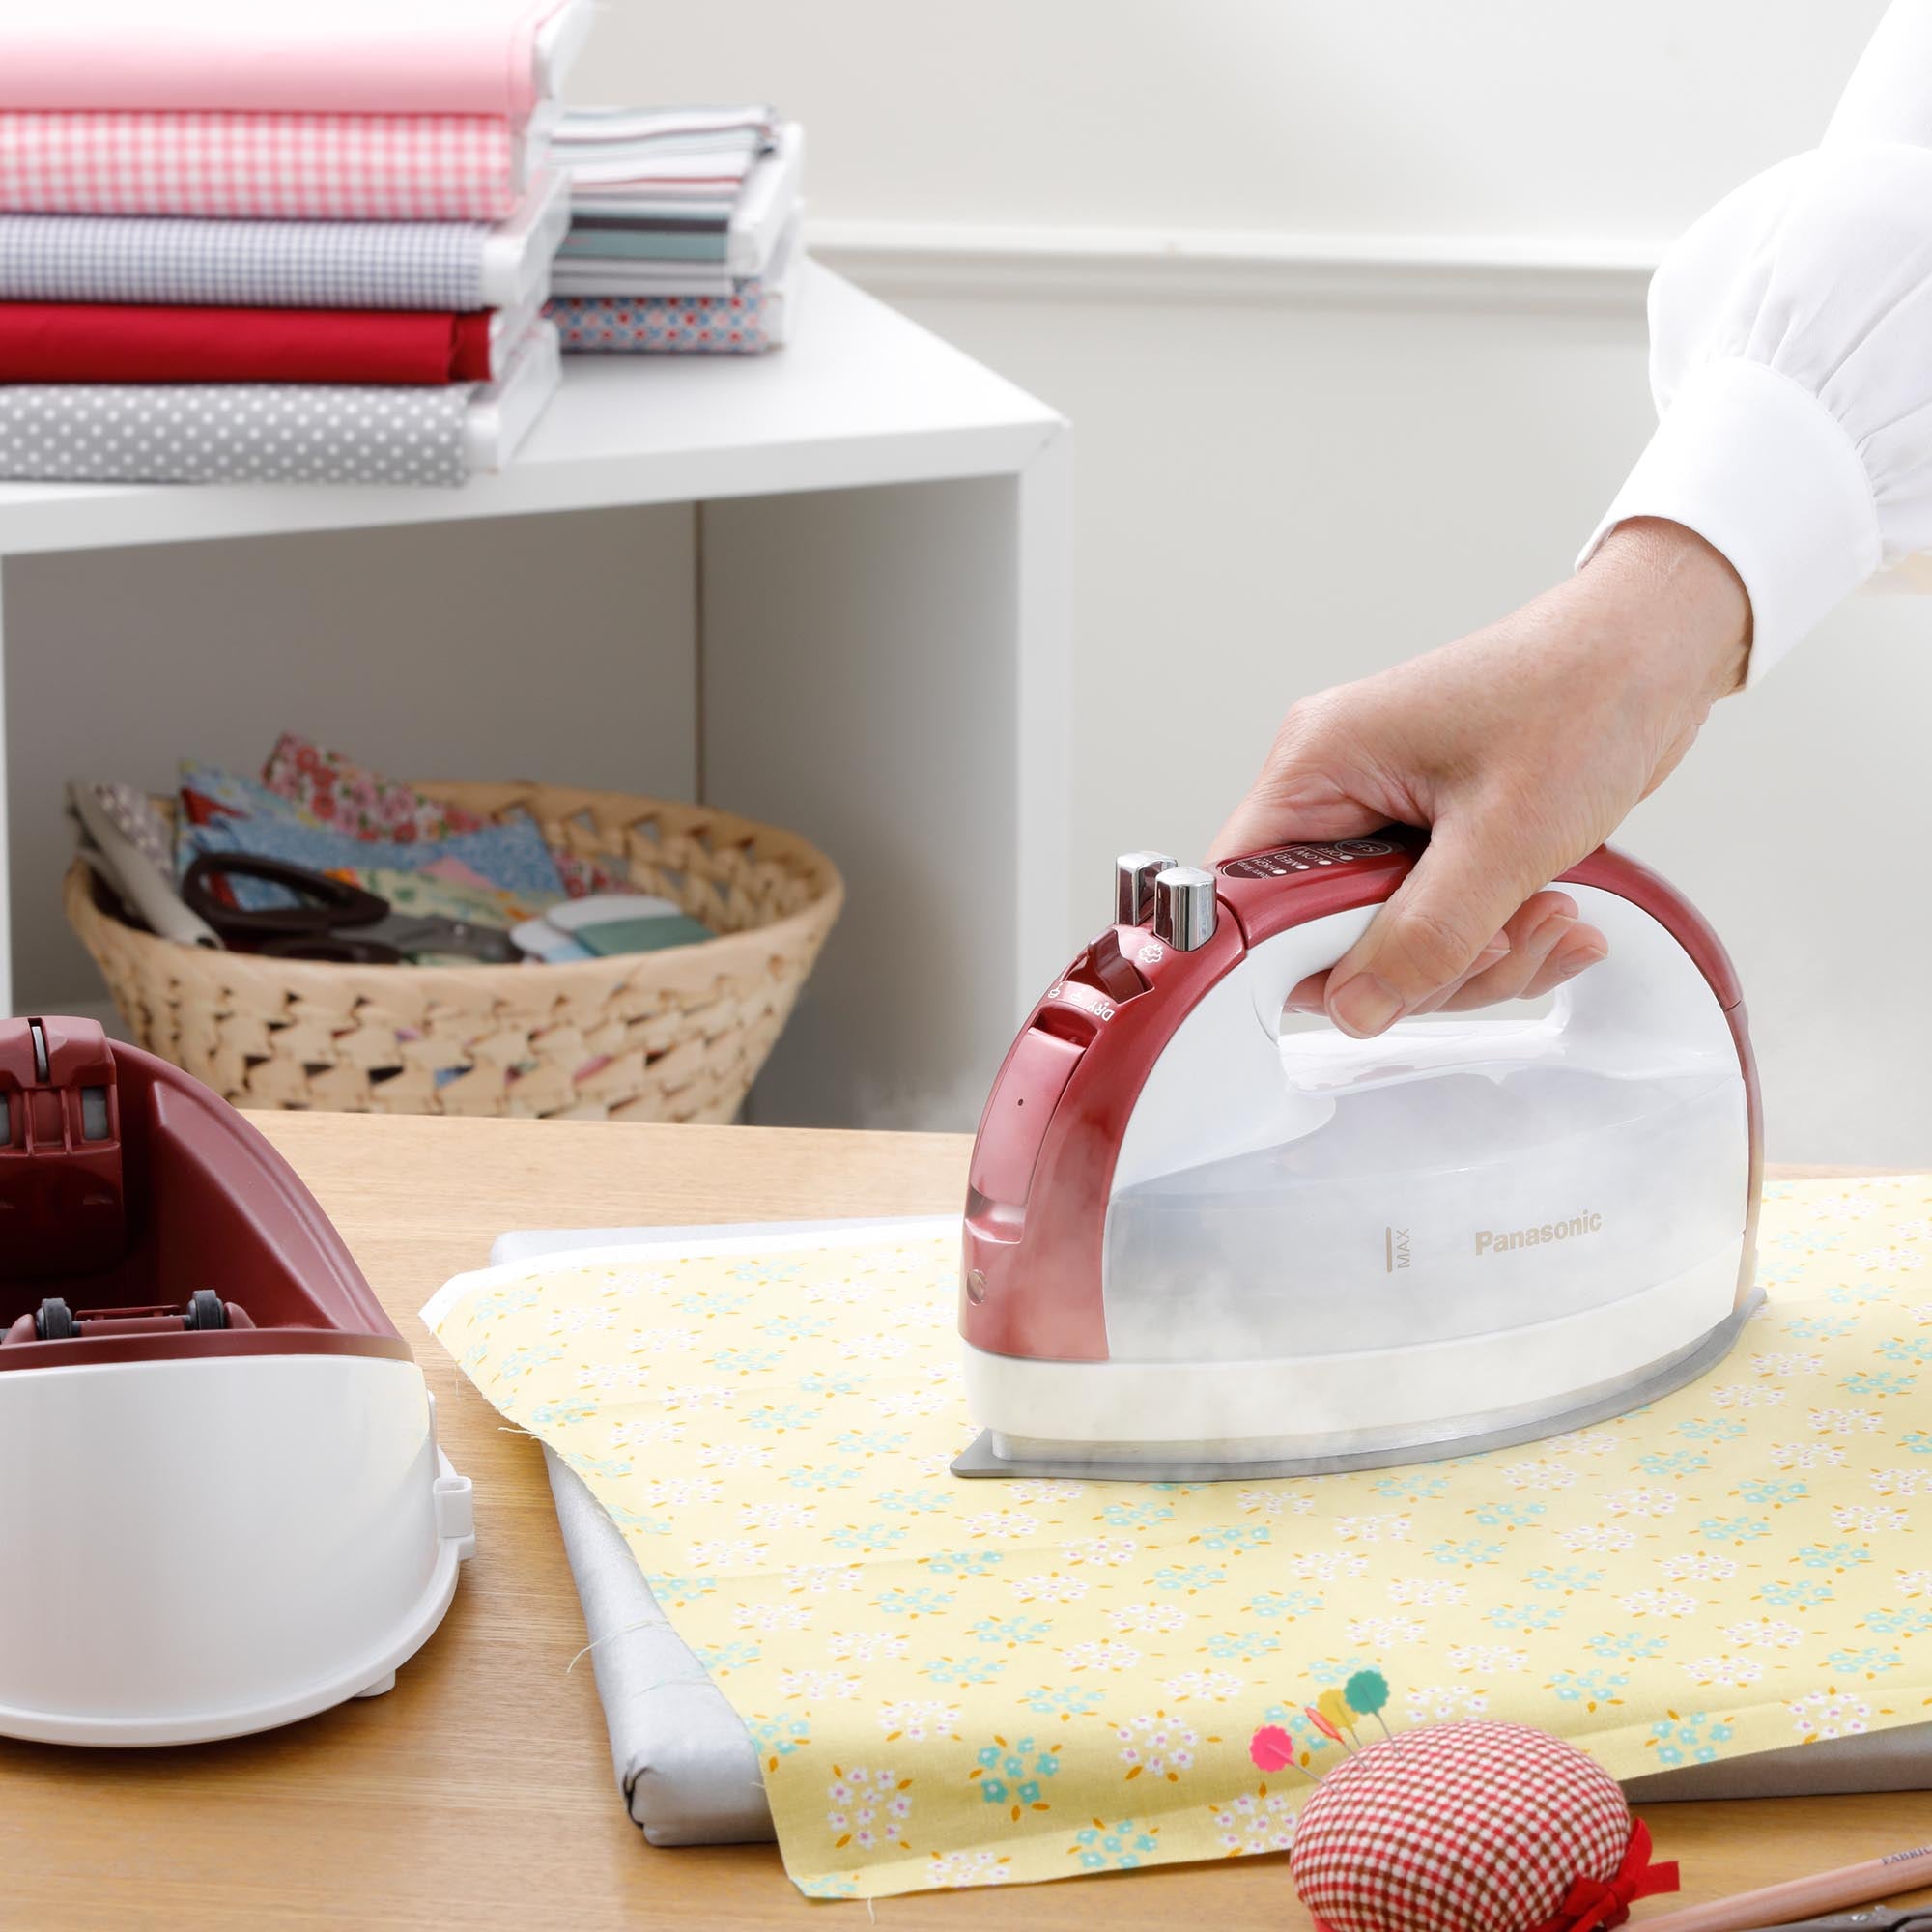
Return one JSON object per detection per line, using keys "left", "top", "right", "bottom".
{"left": 1864, "top": 1607, "right": 1932, "bottom": 1636}
{"left": 1151, "top": 1563, "right": 1225, "bottom": 1592}
{"left": 923, "top": 1654, "right": 1007, "bottom": 1686}
{"left": 1696, "top": 1516, "right": 1771, "bottom": 1544}
{"left": 1784, "top": 1316, "right": 1857, "bottom": 1340}
{"left": 747, "top": 1713, "right": 810, "bottom": 1758}
{"left": 1903, "top": 1431, "right": 1932, "bottom": 1456}
{"left": 1586, "top": 1631, "right": 1668, "bottom": 1661}
{"left": 874, "top": 1488, "right": 952, "bottom": 1515}
{"left": 1198, "top": 1524, "right": 1270, "bottom": 1552}
{"left": 973, "top": 1734, "right": 1060, "bottom": 1811}
{"left": 760, "top": 1314, "right": 832, "bottom": 1341}
{"left": 1485, "top": 1603, "right": 1566, "bottom": 1633}
{"left": 1796, "top": 1541, "right": 1873, "bottom": 1570}
{"left": 1471, "top": 1501, "right": 1547, "bottom": 1530}
{"left": 709, "top": 1346, "right": 783, "bottom": 1376}
{"left": 1843, "top": 1371, "right": 1916, "bottom": 1398}
{"left": 1100, "top": 1501, "right": 1175, "bottom": 1529}
{"left": 601, "top": 1504, "right": 671, "bottom": 1535}
{"left": 497, "top": 1343, "right": 563, "bottom": 1380}
{"left": 1878, "top": 1338, "right": 1932, "bottom": 1364}
{"left": 1428, "top": 1538, "right": 1506, "bottom": 1567}
{"left": 644, "top": 1572, "right": 717, "bottom": 1602}
{"left": 1649, "top": 1711, "right": 1734, "bottom": 1767}
{"left": 1373, "top": 1472, "right": 1450, "bottom": 1501}
{"left": 1737, "top": 1478, "right": 1809, "bottom": 1507}
{"left": 873, "top": 1586, "right": 953, "bottom": 1618}
{"left": 1761, "top": 1578, "right": 1834, "bottom": 1606}
{"left": 1677, "top": 1417, "right": 1748, "bottom": 1442}
{"left": 923, "top": 1548, "right": 1005, "bottom": 1577}
{"left": 1246, "top": 1588, "right": 1323, "bottom": 1619}
{"left": 676, "top": 1288, "right": 751, "bottom": 1316}
{"left": 561, "top": 1450, "right": 632, "bottom": 1479}
{"left": 832, "top": 1429, "right": 911, "bottom": 1456}
{"left": 1637, "top": 1450, "right": 1709, "bottom": 1477}
{"left": 741, "top": 1403, "right": 821, "bottom": 1432}
{"left": 1548, "top": 1667, "right": 1629, "bottom": 1709}
{"left": 1072, "top": 1819, "right": 1159, "bottom": 1871}
{"left": 968, "top": 1614, "right": 1052, "bottom": 1647}
{"left": 1525, "top": 1566, "right": 1605, "bottom": 1593}
{"left": 527, "top": 1397, "right": 598, "bottom": 1429}
{"left": 795, "top": 1370, "right": 864, "bottom": 1397}
{"left": 829, "top": 1520, "right": 909, "bottom": 1552}
{"left": 1022, "top": 1685, "right": 1102, "bottom": 1720}
{"left": 472, "top": 1286, "right": 541, "bottom": 1321}
{"left": 1205, "top": 1630, "right": 1282, "bottom": 1662}
{"left": 798, "top": 1874, "right": 857, "bottom": 1898}
{"left": 1827, "top": 1645, "right": 1902, "bottom": 1675}
{"left": 728, "top": 1261, "right": 803, "bottom": 1285}
{"left": 781, "top": 1462, "right": 863, "bottom": 1490}
{"left": 694, "top": 1639, "right": 760, "bottom": 1672}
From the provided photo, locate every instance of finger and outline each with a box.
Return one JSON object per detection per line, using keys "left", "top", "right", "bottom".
{"left": 1208, "top": 781, "right": 1382, "bottom": 868}
{"left": 1323, "top": 817, "right": 1553, "bottom": 1038}
{"left": 1518, "top": 923, "right": 1608, "bottom": 999}
{"left": 1293, "top": 927, "right": 1512, "bottom": 1019}
{"left": 1429, "top": 892, "right": 1577, "bottom": 1012}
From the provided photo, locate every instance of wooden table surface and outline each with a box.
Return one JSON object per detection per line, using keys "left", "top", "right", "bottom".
{"left": 2, "top": 1118, "right": 1924, "bottom": 1931}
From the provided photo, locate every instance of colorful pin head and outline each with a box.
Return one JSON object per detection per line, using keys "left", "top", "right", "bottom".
{"left": 1249, "top": 1723, "right": 1298, "bottom": 1773}
{"left": 1344, "top": 1669, "right": 1389, "bottom": 1717}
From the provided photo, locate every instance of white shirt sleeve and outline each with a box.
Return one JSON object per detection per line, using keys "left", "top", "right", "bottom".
{"left": 1579, "top": 0, "right": 1932, "bottom": 682}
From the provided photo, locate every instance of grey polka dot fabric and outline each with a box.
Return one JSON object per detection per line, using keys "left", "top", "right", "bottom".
{"left": 0, "top": 379, "right": 475, "bottom": 485}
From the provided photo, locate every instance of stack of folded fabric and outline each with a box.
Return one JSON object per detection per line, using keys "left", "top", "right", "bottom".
{"left": 543, "top": 107, "right": 804, "bottom": 355}
{"left": 0, "top": 0, "right": 585, "bottom": 485}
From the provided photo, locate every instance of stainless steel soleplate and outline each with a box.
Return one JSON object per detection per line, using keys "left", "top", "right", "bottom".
{"left": 951, "top": 1289, "right": 1764, "bottom": 1482}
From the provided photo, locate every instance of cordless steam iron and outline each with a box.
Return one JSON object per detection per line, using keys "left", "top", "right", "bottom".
{"left": 955, "top": 834, "right": 1762, "bottom": 1480}
{"left": 0, "top": 1016, "right": 472, "bottom": 1745}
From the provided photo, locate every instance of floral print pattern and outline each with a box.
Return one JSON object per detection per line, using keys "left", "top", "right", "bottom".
{"left": 431, "top": 1182, "right": 1932, "bottom": 1898}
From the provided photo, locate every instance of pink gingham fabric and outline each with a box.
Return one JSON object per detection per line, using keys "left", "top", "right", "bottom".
{"left": 0, "top": 111, "right": 520, "bottom": 221}
{"left": 1290, "top": 1722, "right": 1670, "bottom": 1932}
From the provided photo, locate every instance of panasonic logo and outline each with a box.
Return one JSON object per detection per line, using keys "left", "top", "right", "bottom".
{"left": 1475, "top": 1212, "right": 1603, "bottom": 1256}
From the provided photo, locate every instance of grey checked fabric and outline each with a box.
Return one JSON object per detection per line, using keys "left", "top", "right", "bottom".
{"left": 0, "top": 212, "right": 491, "bottom": 310}
{"left": 0, "top": 381, "right": 477, "bottom": 485}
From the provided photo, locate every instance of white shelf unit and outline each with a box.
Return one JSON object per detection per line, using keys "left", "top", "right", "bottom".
{"left": 0, "top": 266, "right": 1073, "bottom": 1129}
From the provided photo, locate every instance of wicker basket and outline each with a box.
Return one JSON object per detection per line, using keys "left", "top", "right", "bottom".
{"left": 65, "top": 781, "right": 843, "bottom": 1121}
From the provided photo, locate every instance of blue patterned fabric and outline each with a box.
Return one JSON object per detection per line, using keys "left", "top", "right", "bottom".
{"left": 0, "top": 212, "right": 490, "bottom": 309}
{"left": 177, "top": 762, "right": 565, "bottom": 909}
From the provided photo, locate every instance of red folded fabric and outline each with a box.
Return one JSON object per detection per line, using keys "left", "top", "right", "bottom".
{"left": 0, "top": 303, "right": 492, "bottom": 384}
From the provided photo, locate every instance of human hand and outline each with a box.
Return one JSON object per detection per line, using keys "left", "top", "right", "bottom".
{"left": 1208, "top": 519, "right": 1751, "bottom": 1037}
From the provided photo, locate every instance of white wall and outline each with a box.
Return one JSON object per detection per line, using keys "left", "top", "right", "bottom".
{"left": 12, "top": 2, "right": 1926, "bottom": 1163}
{"left": 587, "top": 0, "right": 1930, "bottom": 1165}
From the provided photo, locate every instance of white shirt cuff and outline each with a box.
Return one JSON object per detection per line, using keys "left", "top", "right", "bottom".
{"left": 1577, "top": 356, "right": 1882, "bottom": 684}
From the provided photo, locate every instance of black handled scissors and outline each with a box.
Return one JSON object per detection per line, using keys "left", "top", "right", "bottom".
{"left": 183, "top": 853, "right": 521, "bottom": 965}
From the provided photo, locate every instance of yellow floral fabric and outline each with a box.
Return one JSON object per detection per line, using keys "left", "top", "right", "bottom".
{"left": 429, "top": 1179, "right": 1932, "bottom": 1899}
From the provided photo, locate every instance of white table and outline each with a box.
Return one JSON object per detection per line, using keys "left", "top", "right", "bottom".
{"left": 0, "top": 265, "right": 1073, "bottom": 1127}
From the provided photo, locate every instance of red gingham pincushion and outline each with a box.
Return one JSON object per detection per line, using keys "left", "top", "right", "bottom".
{"left": 1290, "top": 1721, "right": 1677, "bottom": 1932}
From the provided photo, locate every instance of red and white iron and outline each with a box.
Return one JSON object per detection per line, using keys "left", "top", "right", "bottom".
{"left": 955, "top": 835, "right": 1762, "bottom": 1479}
{"left": 0, "top": 1016, "right": 472, "bottom": 1745}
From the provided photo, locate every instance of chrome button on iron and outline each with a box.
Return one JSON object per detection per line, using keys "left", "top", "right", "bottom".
{"left": 1152, "top": 866, "right": 1217, "bottom": 951}
{"left": 1114, "top": 851, "right": 1178, "bottom": 926}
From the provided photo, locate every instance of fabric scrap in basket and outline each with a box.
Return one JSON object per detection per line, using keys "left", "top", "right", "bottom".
{"left": 261, "top": 734, "right": 628, "bottom": 897}
{"left": 177, "top": 760, "right": 566, "bottom": 911}
{"left": 426, "top": 1179, "right": 1932, "bottom": 1899}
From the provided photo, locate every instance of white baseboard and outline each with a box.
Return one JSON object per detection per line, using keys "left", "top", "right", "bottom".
{"left": 809, "top": 218, "right": 1661, "bottom": 314}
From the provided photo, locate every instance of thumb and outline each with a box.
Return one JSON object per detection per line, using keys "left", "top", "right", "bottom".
{"left": 1323, "top": 815, "right": 1550, "bottom": 1038}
